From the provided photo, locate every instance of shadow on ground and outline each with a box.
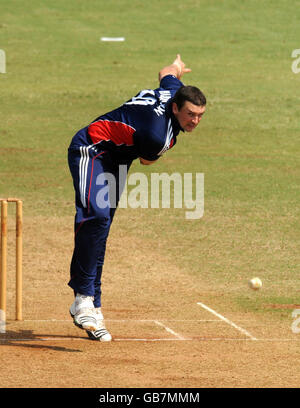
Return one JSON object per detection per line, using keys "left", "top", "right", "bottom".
{"left": 0, "top": 329, "right": 83, "bottom": 353}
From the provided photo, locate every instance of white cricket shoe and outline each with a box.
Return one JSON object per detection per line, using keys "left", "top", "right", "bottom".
{"left": 69, "top": 293, "right": 98, "bottom": 332}
{"left": 86, "top": 308, "right": 112, "bottom": 342}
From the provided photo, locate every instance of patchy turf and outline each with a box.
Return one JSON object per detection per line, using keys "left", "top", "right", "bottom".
{"left": 1, "top": 0, "right": 300, "bottom": 388}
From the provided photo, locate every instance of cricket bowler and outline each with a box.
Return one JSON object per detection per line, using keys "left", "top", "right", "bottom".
{"left": 68, "top": 54, "right": 206, "bottom": 341}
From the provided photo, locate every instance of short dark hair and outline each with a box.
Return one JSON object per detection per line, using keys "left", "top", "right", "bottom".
{"left": 172, "top": 85, "right": 206, "bottom": 110}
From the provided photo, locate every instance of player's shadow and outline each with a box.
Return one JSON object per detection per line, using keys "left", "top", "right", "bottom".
{"left": 0, "top": 329, "right": 84, "bottom": 353}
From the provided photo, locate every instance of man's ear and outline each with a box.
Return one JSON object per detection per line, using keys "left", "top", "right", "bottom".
{"left": 172, "top": 102, "right": 179, "bottom": 115}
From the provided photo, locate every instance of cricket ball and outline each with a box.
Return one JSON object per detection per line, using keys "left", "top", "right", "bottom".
{"left": 248, "top": 277, "right": 262, "bottom": 290}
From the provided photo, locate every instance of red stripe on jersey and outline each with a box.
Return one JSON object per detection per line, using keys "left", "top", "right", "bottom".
{"left": 88, "top": 120, "right": 135, "bottom": 146}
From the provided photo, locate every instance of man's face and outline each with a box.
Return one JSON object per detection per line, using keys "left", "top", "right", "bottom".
{"left": 172, "top": 101, "right": 206, "bottom": 132}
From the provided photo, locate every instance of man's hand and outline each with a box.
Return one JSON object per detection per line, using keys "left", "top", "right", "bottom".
{"left": 172, "top": 54, "right": 192, "bottom": 79}
{"left": 159, "top": 54, "right": 191, "bottom": 81}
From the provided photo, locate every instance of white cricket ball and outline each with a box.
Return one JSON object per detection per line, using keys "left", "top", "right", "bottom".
{"left": 248, "top": 277, "right": 262, "bottom": 290}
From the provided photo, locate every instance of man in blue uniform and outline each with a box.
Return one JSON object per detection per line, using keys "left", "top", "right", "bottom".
{"left": 68, "top": 55, "right": 206, "bottom": 341}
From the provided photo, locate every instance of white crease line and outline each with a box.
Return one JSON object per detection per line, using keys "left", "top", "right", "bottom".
{"left": 115, "top": 338, "right": 185, "bottom": 342}
{"left": 0, "top": 337, "right": 297, "bottom": 342}
{"left": 0, "top": 337, "right": 185, "bottom": 342}
{"left": 114, "top": 338, "right": 298, "bottom": 342}
{"left": 154, "top": 320, "right": 187, "bottom": 340}
{"left": 197, "top": 302, "right": 258, "bottom": 341}
{"left": 22, "top": 319, "right": 221, "bottom": 323}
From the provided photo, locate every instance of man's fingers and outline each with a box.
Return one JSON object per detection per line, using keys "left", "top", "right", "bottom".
{"left": 173, "top": 55, "right": 181, "bottom": 66}
{"left": 172, "top": 54, "right": 191, "bottom": 77}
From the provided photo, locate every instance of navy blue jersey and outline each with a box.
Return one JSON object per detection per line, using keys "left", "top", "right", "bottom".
{"left": 69, "top": 75, "right": 184, "bottom": 163}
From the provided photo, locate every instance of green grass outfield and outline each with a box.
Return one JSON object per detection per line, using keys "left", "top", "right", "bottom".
{"left": 1, "top": 1, "right": 300, "bottom": 324}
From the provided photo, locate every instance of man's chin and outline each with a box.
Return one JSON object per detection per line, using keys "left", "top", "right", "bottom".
{"left": 184, "top": 126, "right": 195, "bottom": 132}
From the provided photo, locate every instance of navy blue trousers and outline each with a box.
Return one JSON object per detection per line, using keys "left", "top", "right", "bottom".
{"left": 68, "top": 145, "right": 131, "bottom": 307}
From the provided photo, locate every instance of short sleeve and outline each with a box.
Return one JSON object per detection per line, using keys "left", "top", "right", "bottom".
{"left": 133, "top": 130, "right": 163, "bottom": 161}
{"left": 159, "top": 75, "right": 184, "bottom": 92}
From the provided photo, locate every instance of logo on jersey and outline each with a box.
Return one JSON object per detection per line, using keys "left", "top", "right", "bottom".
{"left": 158, "top": 119, "right": 174, "bottom": 156}
{"left": 154, "top": 90, "right": 172, "bottom": 116}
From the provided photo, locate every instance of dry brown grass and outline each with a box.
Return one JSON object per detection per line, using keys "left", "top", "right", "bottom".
{"left": 1, "top": 214, "right": 300, "bottom": 388}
